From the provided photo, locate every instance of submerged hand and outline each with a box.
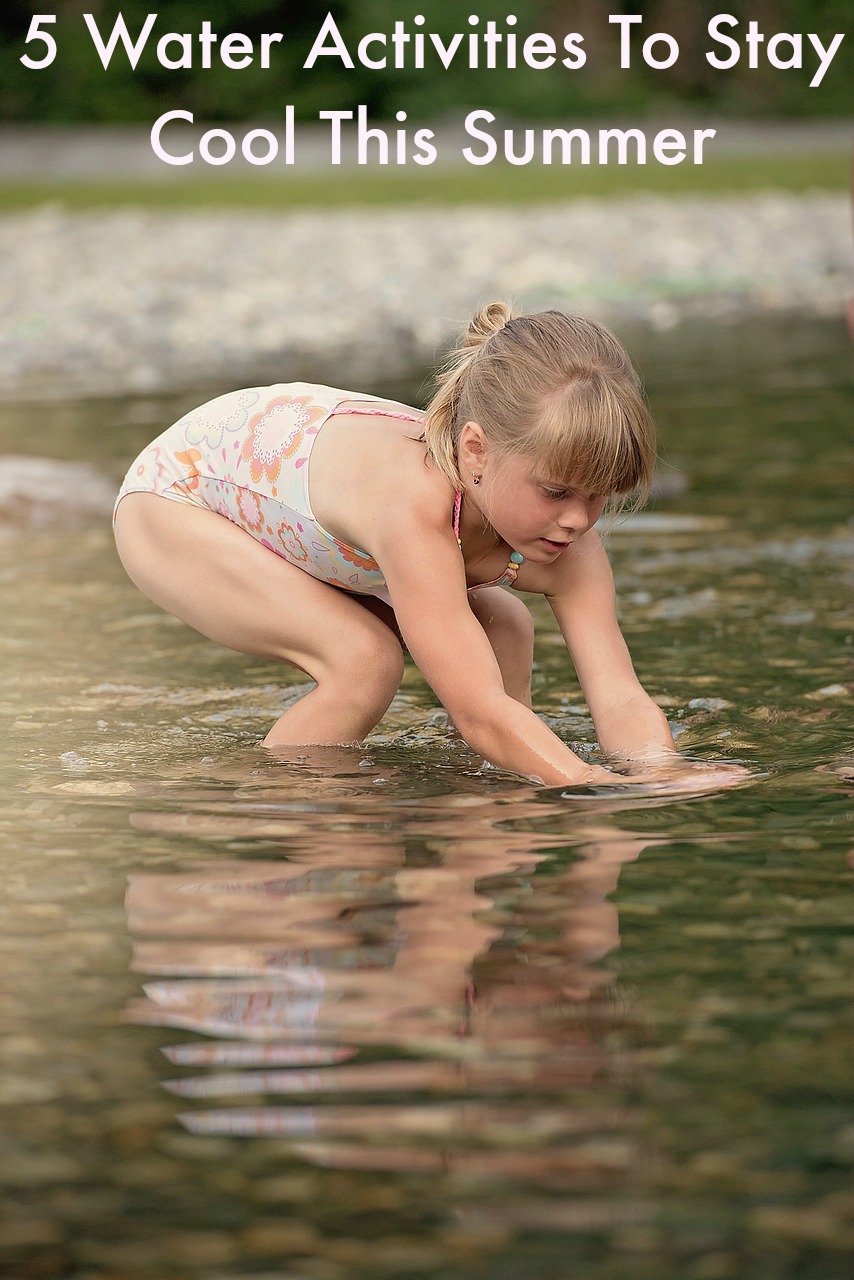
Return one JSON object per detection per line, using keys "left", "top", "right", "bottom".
{"left": 623, "top": 758, "right": 752, "bottom": 792}
{"left": 579, "top": 758, "right": 753, "bottom": 794}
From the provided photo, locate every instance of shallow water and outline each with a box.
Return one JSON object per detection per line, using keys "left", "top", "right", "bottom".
{"left": 1, "top": 316, "right": 852, "bottom": 1280}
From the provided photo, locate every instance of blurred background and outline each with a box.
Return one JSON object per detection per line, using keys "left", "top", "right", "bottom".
{"left": 1, "top": 8, "right": 854, "bottom": 1280}
{"left": 1, "top": 0, "right": 852, "bottom": 123}
{"left": 0, "top": 0, "right": 851, "bottom": 400}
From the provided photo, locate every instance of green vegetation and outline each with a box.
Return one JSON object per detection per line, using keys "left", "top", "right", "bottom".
{"left": 0, "top": 149, "right": 846, "bottom": 212}
{"left": 1, "top": 0, "right": 852, "bottom": 122}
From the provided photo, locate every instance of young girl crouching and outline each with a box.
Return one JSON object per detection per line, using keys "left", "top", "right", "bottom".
{"left": 113, "top": 303, "right": 745, "bottom": 790}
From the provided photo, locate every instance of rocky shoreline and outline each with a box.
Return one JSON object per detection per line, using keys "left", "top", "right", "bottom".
{"left": 0, "top": 190, "right": 850, "bottom": 400}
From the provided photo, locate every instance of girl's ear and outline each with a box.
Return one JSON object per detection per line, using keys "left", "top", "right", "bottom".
{"left": 459, "top": 421, "right": 488, "bottom": 468}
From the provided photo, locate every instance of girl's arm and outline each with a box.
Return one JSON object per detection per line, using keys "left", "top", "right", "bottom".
{"left": 372, "top": 501, "right": 615, "bottom": 786}
{"left": 543, "top": 530, "right": 678, "bottom": 762}
{"left": 545, "top": 533, "right": 752, "bottom": 791}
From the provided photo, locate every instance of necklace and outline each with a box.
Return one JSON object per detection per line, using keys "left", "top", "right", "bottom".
{"left": 453, "top": 491, "right": 524, "bottom": 587}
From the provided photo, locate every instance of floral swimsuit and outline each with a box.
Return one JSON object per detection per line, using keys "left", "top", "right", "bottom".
{"left": 114, "top": 382, "right": 522, "bottom": 604}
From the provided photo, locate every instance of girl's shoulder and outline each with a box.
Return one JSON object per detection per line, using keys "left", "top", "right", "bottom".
{"left": 308, "top": 394, "right": 448, "bottom": 553}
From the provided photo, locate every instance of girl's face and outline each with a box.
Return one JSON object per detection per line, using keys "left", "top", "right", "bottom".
{"left": 481, "top": 452, "right": 608, "bottom": 559}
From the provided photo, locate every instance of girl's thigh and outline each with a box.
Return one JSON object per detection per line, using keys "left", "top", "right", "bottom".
{"left": 113, "top": 493, "right": 401, "bottom": 678}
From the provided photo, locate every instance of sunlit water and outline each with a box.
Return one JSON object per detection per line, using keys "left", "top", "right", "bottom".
{"left": 1, "top": 317, "right": 852, "bottom": 1280}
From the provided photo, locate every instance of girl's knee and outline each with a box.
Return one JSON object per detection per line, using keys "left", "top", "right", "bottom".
{"left": 470, "top": 589, "right": 533, "bottom": 706}
{"left": 505, "top": 593, "right": 535, "bottom": 649}
{"left": 321, "top": 625, "right": 404, "bottom": 710}
{"left": 474, "top": 589, "right": 534, "bottom": 650}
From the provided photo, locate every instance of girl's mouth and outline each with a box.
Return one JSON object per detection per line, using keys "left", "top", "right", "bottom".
{"left": 540, "top": 537, "right": 569, "bottom": 553}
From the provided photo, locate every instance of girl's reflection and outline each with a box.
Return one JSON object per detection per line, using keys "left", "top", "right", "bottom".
{"left": 124, "top": 779, "right": 665, "bottom": 1185}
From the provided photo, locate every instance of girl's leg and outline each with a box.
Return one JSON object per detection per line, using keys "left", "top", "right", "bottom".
{"left": 467, "top": 587, "right": 534, "bottom": 708}
{"left": 357, "top": 586, "right": 534, "bottom": 708}
{"left": 114, "top": 493, "right": 404, "bottom": 747}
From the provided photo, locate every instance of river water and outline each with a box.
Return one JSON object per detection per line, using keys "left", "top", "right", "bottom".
{"left": 1, "top": 316, "right": 852, "bottom": 1279}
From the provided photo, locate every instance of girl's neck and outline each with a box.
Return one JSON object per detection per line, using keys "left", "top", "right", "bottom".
{"left": 456, "top": 487, "right": 506, "bottom": 566}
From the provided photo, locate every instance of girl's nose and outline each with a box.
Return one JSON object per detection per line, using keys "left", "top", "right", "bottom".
{"left": 560, "top": 495, "right": 606, "bottom": 533}
{"left": 559, "top": 498, "right": 592, "bottom": 532}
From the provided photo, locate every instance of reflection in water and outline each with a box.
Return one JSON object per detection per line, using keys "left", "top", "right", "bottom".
{"left": 123, "top": 780, "right": 664, "bottom": 1219}
{"left": 2, "top": 319, "right": 852, "bottom": 1277}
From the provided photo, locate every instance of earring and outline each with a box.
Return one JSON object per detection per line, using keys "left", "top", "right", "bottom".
{"left": 472, "top": 475, "right": 481, "bottom": 485}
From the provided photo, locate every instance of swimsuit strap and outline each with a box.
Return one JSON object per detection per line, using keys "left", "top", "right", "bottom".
{"left": 453, "top": 490, "right": 463, "bottom": 541}
{"left": 453, "top": 489, "right": 524, "bottom": 589}
{"left": 333, "top": 406, "right": 425, "bottom": 425}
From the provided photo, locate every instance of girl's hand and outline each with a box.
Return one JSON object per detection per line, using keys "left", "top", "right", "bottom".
{"left": 577, "top": 758, "right": 754, "bottom": 794}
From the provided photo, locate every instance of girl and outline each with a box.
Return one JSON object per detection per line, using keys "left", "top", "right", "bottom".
{"left": 113, "top": 303, "right": 740, "bottom": 789}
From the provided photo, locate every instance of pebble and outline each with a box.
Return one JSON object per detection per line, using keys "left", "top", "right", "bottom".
{"left": 52, "top": 780, "right": 136, "bottom": 795}
{"left": 0, "top": 1075, "right": 61, "bottom": 1104}
{"left": 109, "top": 1155, "right": 183, "bottom": 1187}
{"left": 253, "top": 1174, "right": 317, "bottom": 1203}
{"left": 834, "top": 1125, "right": 854, "bottom": 1160}
{"left": 2, "top": 1150, "right": 83, "bottom": 1185}
{"left": 271, "top": 1260, "right": 345, "bottom": 1280}
{"left": 647, "top": 587, "right": 719, "bottom": 620}
{"left": 0, "top": 194, "right": 847, "bottom": 399}
{"left": 76, "top": 1239, "right": 168, "bottom": 1271}
{"left": 748, "top": 1203, "right": 854, "bottom": 1249}
{"left": 805, "top": 683, "right": 850, "bottom": 699}
{"left": 159, "top": 1231, "right": 240, "bottom": 1267}
{"left": 369, "top": 1237, "right": 450, "bottom": 1272}
{"left": 0, "top": 1220, "right": 64, "bottom": 1247}
{"left": 240, "top": 1221, "right": 319, "bottom": 1255}
{"left": 688, "top": 1251, "right": 739, "bottom": 1279}
{"left": 59, "top": 751, "right": 89, "bottom": 769}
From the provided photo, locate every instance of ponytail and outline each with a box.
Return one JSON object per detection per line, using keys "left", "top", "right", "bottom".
{"left": 422, "top": 302, "right": 517, "bottom": 490}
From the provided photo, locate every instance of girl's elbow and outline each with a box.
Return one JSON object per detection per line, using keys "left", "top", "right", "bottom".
{"left": 447, "top": 692, "right": 511, "bottom": 751}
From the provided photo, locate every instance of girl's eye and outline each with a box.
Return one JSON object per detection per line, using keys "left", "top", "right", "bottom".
{"left": 542, "top": 488, "right": 568, "bottom": 501}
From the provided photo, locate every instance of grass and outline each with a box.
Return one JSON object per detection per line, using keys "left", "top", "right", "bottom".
{"left": 0, "top": 150, "right": 848, "bottom": 211}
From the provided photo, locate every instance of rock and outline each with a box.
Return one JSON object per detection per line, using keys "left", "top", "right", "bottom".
{"left": 0, "top": 456, "right": 116, "bottom": 526}
{"left": 805, "top": 683, "right": 851, "bottom": 700}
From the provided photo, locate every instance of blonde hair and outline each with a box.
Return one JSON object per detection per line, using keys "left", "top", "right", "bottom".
{"left": 423, "top": 302, "right": 656, "bottom": 505}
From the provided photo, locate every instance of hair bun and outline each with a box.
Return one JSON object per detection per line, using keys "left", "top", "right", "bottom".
{"left": 463, "top": 300, "right": 516, "bottom": 349}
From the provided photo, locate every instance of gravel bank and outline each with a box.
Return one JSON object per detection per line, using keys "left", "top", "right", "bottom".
{"left": 1, "top": 191, "right": 850, "bottom": 399}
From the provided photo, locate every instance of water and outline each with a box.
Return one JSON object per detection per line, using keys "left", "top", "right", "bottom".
{"left": 1, "top": 316, "right": 852, "bottom": 1280}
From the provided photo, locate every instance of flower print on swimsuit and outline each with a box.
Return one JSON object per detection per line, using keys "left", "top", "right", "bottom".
{"left": 241, "top": 394, "right": 326, "bottom": 488}
{"left": 134, "top": 443, "right": 166, "bottom": 491}
{"left": 336, "top": 542, "right": 380, "bottom": 573}
{"left": 193, "top": 473, "right": 241, "bottom": 523}
{"left": 276, "top": 518, "right": 310, "bottom": 564}
{"left": 236, "top": 487, "right": 264, "bottom": 533}
{"left": 173, "top": 448, "right": 203, "bottom": 496}
{"left": 180, "top": 389, "right": 261, "bottom": 452}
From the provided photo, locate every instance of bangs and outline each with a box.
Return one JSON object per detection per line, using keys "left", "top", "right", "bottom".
{"left": 524, "top": 373, "right": 656, "bottom": 502}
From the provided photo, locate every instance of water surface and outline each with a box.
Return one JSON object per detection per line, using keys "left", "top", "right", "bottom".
{"left": 0, "top": 316, "right": 852, "bottom": 1280}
